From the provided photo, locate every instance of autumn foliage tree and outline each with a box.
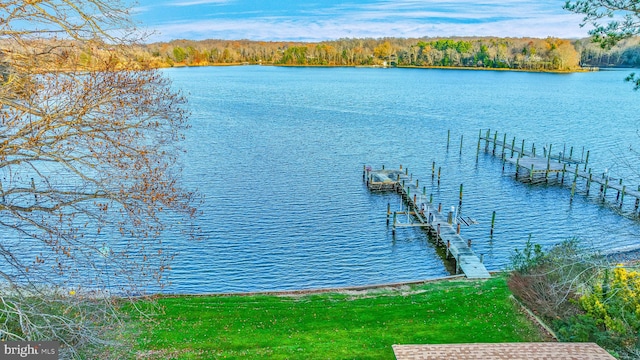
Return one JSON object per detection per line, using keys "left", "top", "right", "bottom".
{"left": 565, "top": 0, "right": 640, "bottom": 87}
{"left": 0, "top": 0, "right": 196, "bottom": 358}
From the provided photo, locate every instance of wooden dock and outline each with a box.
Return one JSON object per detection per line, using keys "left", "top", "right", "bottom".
{"left": 364, "top": 165, "right": 490, "bottom": 279}
{"left": 478, "top": 129, "right": 640, "bottom": 214}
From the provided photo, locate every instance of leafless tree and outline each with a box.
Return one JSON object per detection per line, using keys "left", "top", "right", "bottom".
{"left": 0, "top": 1, "right": 197, "bottom": 358}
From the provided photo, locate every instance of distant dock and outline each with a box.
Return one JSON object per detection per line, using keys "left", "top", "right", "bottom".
{"left": 478, "top": 129, "right": 640, "bottom": 215}
{"left": 364, "top": 165, "right": 490, "bottom": 279}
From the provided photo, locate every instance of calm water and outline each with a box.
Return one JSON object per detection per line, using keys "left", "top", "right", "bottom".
{"left": 161, "top": 66, "right": 640, "bottom": 293}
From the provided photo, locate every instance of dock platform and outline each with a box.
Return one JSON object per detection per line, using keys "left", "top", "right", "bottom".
{"left": 478, "top": 129, "right": 640, "bottom": 215}
{"left": 365, "top": 165, "right": 490, "bottom": 279}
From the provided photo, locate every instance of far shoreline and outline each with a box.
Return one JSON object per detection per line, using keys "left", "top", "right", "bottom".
{"left": 161, "top": 62, "right": 599, "bottom": 74}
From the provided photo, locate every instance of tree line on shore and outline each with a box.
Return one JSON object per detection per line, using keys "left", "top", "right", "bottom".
{"left": 29, "top": 36, "right": 640, "bottom": 72}
{"left": 124, "top": 36, "right": 640, "bottom": 71}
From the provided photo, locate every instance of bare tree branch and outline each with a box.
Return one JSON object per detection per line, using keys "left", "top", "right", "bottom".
{"left": 0, "top": 0, "right": 198, "bottom": 358}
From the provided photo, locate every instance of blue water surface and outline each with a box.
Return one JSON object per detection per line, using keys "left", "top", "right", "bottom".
{"left": 162, "top": 66, "right": 640, "bottom": 293}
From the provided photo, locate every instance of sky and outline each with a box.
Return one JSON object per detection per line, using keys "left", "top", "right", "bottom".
{"left": 132, "top": 0, "right": 592, "bottom": 43}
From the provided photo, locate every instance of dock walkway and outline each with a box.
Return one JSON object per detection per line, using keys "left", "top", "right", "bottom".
{"left": 479, "top": 130, "right": 640, "bottom": 214}
{"left": 365, "top": 166, "right": 490, "bottom": 279}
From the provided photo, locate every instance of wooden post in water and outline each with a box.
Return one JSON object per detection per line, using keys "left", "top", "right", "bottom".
{"left": 457, "top": 223, "right": 461, "bottom": 234}
{"left": 438, "top": 203, "right": 442, "bottom": 213}
{"left": 501, "top": 133, "right": 507, "bottom": 159}
{"left": 492, "top": 131, "right": 497, "bottom": 155}
{"left": 476, "top": 130, "right": 481, "bottom": 163}
{"left": 515, "top": 157, "right": 520, "bottom": 180}
{"left": 571, "top": 166, "right": 578, "bottom": 202}
{"left": 620, "top": 185, "right": 626, "bottom": 209}
{"left": 546, "top": 144, "right": 553, "bottom": 183}
{"left": 459, "top": 183, "right": 463, "bottom": 207}
{"left": 530, "top": 164, "right": 534, "bottom": 183}
{"left": 502, "top": 153, "right": 506, "bottom": 172}
{"left": 545, "top": 156, "right": 550, "bottom": 183}
{"left": 635, "top": 186, "right": 640, "bottom": 212}
{"left": 485, "top": 129, "right": 490, "bottom": 152}
{"left": 584, "top": 150, "right": 590, "bottom": 171}
{"left": 386, "top": 203, "right": 391, "bottom": 225}
{"left": 432, "top": 161, "right": 436, "bottom": 181}
{"left": 437, "top": 167, "right": 441, "bottom": 186}
{"left": 459, "top": 134, "right": 464, "bottom": 155}
{"left": 490, "top": 211, "right": 496, "bottom": 236}
{"left": 586, "top": 170, "right": 592, "bottom": 196}
{"left": 511, "top": 137, "right": 516, "bottom": 157}
{"left": 531, "top": 142, "right": 535, "bottom": 157}
{"left": 569, "top": 146, "right": 574, "bottom": 161}
{"left": 561, "top": 164, "right": 566, "bottom": 184}
{"left": 616, "top": 179, "right": 623, "bottom": 202}
{"left": 521, "top": 139, "right": 525, "bottom": 158}
{"left": 392, "top": 212, "right": 397, "bottom": 235}
{"left": 447, "top": 129, "right": 451, "bottom": 150}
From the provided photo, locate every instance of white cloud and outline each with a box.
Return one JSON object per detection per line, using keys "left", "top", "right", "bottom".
{"left": 145, "top": 13, "right": 589, "bottom": 43}
{"left": 137, "top": 0, "right": 592, "bottom": 42}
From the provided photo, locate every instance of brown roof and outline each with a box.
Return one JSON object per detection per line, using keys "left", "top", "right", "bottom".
{"left": 392, "top": 342, "right": 615, "bottom": 360}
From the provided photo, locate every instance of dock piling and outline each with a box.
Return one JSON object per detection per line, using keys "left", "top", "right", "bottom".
{"left": 386, "top": 203, "right": 391, "bottom": 225}
{"left": 584, "top": 150, "right": 590, "bottom": 171}
{"left": 501, "top": 133, "right": 507, "bottom": 159}
{"left": 476, "top": 130, "right": 481, "bottom": 163}
{"left": 485, "top": 129, "right": 490, "bottom": 152}
{"left": 490, "top": 211, "right": 496, "bottom": 236}
{"left": 492, "top": 131, "right": 498, "bottom": 155}
{"left": 392, "top": 212, "right": 397, "bottom": 234}
{"left": 511, "top": 137, "right": 515, "bottom": 157}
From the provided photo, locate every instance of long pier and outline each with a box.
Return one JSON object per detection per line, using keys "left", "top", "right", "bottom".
{"left": 364, "top": 165, "right": 491, "bottom": 279}
{"left": 478, "top": 129, "right": 640, "bottom": 214}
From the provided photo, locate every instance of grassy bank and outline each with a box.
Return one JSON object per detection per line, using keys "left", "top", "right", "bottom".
{"left": 130, "top": 276, "right": 548, "bottom": 359}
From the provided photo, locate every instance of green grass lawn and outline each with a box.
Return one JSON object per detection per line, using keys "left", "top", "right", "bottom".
{"left": 130, "top": 276, "right": 547, "bottom": 359}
